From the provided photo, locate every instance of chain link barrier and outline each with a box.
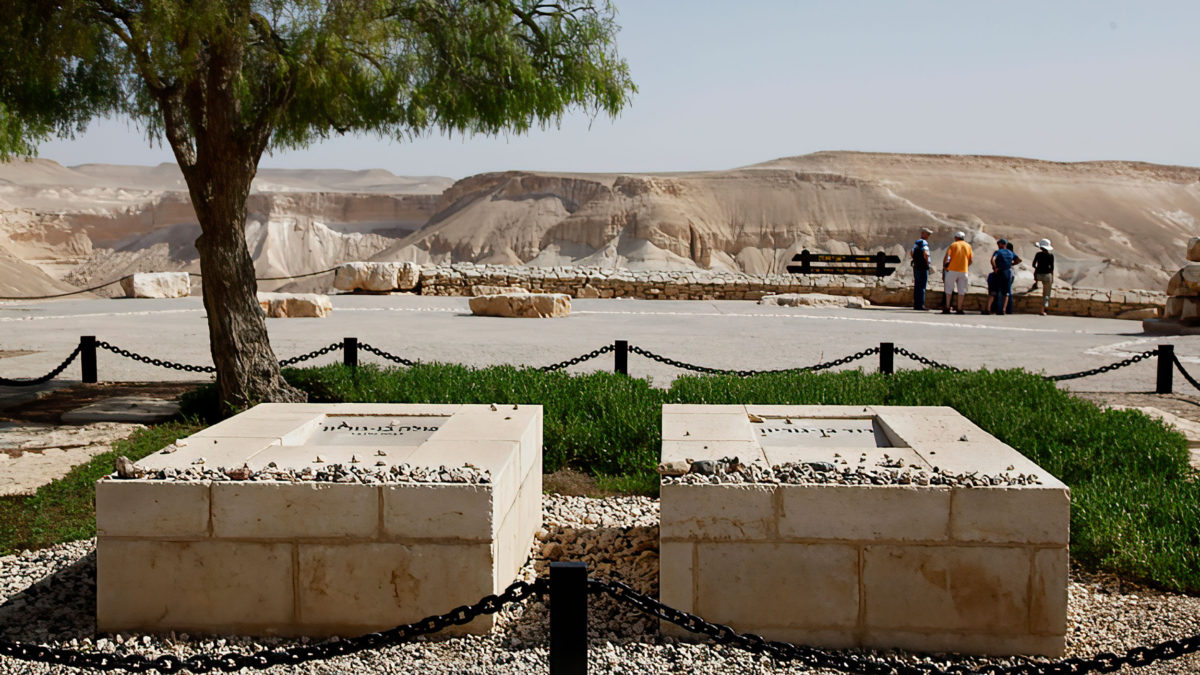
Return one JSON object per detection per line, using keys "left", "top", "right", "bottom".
{"left": 1172, "top": 354, "right": 1200, "bottom": 392}
{"left": 627, "top": 344, "right": 879, "bottom": 377}
{"left": 0, "top": 268, "right": 343, "bottom": 302}
{"left": 357, "top": 341, "right": 417, "bottom": 367}
{"left": 590, "top": 577, "right": 1200, "bottom": 675}
{"left": 1042, "top": 349, "right": 1158, "bottom": 382}
{"left": 0, "top": 579, "right": 544, "bottom": 673}
{"left": 0, "top": 345, "right": 83, "bottom": 387}
{"left": 97, "top": 341, "right": 216, "bottom": 374}
{"left": 538, "top": 344, "right": 614, "bottom": 372}
{"left": 277, "top": 342, "right": 343, "bottom": 367}
{"left": 894, "top": 347, "right": 962, "bottom": 373}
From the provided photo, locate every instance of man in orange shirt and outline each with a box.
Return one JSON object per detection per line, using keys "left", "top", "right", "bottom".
{"left": 942, "top": 231, "right": 973, "bottom": 315}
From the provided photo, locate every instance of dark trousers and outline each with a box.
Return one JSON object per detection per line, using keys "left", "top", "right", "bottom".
{"left": 991, "top": 269, "right": 1014, "bottom": 314}
{"left": 913, "top": 267, "right": 928, "bottom": 309}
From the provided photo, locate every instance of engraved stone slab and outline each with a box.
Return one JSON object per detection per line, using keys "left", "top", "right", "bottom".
{"left": 301, "top": 415, "right": 446, "bottom": 446}
{"left": 754, "top": 417, "right": 891, "bottom": 449}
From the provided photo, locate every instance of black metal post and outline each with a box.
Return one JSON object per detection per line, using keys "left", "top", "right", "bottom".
{"left": 81, "top": 335, "right": 97, "bottom": 384}
{"left": 344, "top": 337, "right": 358, "bottom": 369}
{"left": 875, "top": 251, "right": 887, "bottom": 277}
{"left": 550, "top": 561, "right": 588, "bottom": 675}
{"left": 880, "top": 342, "right": 894, "bottom": 375}
{"left": 799, "top": 249, "right": 812, "bottom": 274}
{"left": 614, "top": 340, "right": 628, "bottom": 375}
{"left": 1157, "top": 344, "right": 1174, "bottom": 394}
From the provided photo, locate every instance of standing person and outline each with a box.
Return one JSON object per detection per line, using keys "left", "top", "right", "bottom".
{"left": 990, "top": 238, "right": 1021, "bottom": 315}
{"left": 1031, "top": 238, "right": 1055, "bottom": 315}
{"left": 910, "top": 227, "right": 932, "bottom": 310}
{"left": 941, "top": 231, "right": 972, "bottom": 314}
{"left": 1004, "top": 241, "right": 1017, "bottom": 314}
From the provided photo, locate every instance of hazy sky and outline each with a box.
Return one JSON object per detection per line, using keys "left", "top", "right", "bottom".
{"left": 35, "top": 1, "right": 1200, "bottom": 178}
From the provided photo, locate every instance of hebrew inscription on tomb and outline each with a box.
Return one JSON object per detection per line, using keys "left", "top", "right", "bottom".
{"left": 303, "top": 415, "right": 448, "bottom": 446}
{"left": 753, "top": 417, "right": 892, "bottom": 448}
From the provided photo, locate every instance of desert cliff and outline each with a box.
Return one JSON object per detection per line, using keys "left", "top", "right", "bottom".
{"left": 1, "top": 151, "right": 1197, "bottom": 297}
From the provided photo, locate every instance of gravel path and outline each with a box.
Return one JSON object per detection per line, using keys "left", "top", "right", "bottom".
{"left": 1, "top": 495, "right": 1198, "bottom": 674}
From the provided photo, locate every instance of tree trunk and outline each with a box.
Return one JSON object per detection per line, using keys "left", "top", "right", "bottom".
{"left": 190, "top": 160, "right": 305, "bottom": 411}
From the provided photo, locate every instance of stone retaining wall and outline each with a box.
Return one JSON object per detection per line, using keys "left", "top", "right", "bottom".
{"left": 417, "top": 264, "right": 1163, "bottom": 320}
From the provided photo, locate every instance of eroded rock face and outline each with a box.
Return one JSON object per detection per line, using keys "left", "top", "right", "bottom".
{"left": 468, "top": 293, "right": 571, "bottom": 318}
{"left": 119, "top": 272, "right": 191, "bottom": 298}
{"left": 333, "top": 261, "right": 420, "bottom": 292}
{"left": 257, "top": 292, "right": 332, "bottom": 318}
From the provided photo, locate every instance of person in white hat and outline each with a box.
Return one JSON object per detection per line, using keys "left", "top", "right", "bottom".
{"left": 941, "top": 231, "right": 972, "bottom": 315}
{"left": 1030, "top": 238, "right": 1055, "bottom": 315}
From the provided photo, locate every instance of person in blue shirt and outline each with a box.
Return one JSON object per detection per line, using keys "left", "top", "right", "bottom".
{"left": 990, "top": 238, "right": 1021, "bottom": 315}
{"left": 910, "top": 227, "right": 932, "bottom": 310}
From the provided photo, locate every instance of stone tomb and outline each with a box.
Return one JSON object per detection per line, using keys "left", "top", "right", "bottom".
{"left": 659, "top": 405, "right": 1069, "bottom": 656}
{"left": 96, "top": 403, "right": 542, "bottom": 637}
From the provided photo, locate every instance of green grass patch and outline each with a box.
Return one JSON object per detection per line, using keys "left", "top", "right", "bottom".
{"left": 0, "top": 421, "right": 202, "bottom": 556}
{"left": 223, "top": 363, "right": 1199, "bottom": 592}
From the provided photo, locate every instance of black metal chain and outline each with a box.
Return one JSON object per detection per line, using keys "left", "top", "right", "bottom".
{"left": 357, "top": 341, "right": 417, "bottom": 367}
{"left": 589, "top": 577, "right": 1200, "bottom": 675}
{"left": 97, "top": 341, "right": 216, "bottom": 374}
{"left": 0, "top": 345, "right": 83, "bottom": 386}
{"left": 1172, "top": 354, "right": 1200, "bottom": 392}
{"left": 1044, "top": 349, "right": 1158, "bottom": 382}
{"left": 894, "top": 347, "right": 962, "bottom": 373}
{"left": 277, "top": 342, "right": 343, "bottom": 367}
{"left": 538, "top": 344, "right": 614, "bottom": 372}
{"left": 0, "top": 579, "right": 544, "bottom": 673}
{"left": 627, "top": 345, "right": 879, "bottom": 377}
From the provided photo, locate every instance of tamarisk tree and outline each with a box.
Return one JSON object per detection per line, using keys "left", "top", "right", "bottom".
{"left": 0, "top": 0, "right": 633, "bottom": 409}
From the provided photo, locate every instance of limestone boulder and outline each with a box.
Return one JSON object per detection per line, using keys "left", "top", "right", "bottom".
{"left": 1166, "top": 264, "right": 1200, "bottom": 296}
{"left": 333, "top": 262, "right": 420, "bottom": 292}
{"left": 468, "top": 293, "right": 571, "bottom": 318}
{"left": 257, "top": 292, "right": 333, "bottom": 318}
{"left": 469, "top": 285, "right": 529, "bottom": 296}
{"left": 120, "top": 272, "right": 191, "bottom": 299}
{"left": 1163, "top": 296, "right": 1200, "bottom": 324}
{"left": 1189, "top": 237, "right": 1200, "bottom": 262}
{"left": 759, "top": 293, "right": 870, "bottom": 309}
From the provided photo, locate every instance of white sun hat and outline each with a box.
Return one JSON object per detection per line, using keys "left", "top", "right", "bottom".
{"left": 1036, "top": 238, "right": 1053, "bottom": 252}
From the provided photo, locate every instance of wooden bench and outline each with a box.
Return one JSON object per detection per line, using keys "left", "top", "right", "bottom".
{"left": 786, "top": 250, "right": 900, "bottom": 277}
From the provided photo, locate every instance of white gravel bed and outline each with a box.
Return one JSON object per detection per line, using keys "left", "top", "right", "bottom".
{"left": 1, "top": 495, "right": 1197, "bottom": 674}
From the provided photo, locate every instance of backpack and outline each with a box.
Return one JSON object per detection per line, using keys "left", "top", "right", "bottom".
{"left": 911, "top": 241, "right": 929, "bottom": 270}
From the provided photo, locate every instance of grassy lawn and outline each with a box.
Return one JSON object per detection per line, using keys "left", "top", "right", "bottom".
{"left": 3, "top": 363, "right": 1197, "bottom": 595}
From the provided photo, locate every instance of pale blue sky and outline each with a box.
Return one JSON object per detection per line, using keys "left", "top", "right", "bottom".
{"left": 36, "top": 1, "right": 1200, "bottom": 178}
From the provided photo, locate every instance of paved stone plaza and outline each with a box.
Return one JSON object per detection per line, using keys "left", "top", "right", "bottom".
{"left": 1, "top": 294, "right": 1197, "bottom": 392}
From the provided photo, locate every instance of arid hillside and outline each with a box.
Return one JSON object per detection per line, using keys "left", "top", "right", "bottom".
{"left": 376, "top": 152, "right": 1200, "bottom": 291}
{"left": 1, "top": 152, "right": 1197, "bottom": 297}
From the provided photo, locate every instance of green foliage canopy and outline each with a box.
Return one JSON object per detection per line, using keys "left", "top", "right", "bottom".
{"left": 0, "top": 0, "right": 635, "bottom": 163}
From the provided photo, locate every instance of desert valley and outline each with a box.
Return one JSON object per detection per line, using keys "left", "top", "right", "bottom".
{"left": 1, "top": 151, "right": 1198, "bottom": 299}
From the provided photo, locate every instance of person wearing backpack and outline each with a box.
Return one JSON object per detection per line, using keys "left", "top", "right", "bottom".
{"left": 910, "top": 227, "right": 933, "bottom": 310}
{"left": 990, "top": 238, "right": 1022, "bottom": 315}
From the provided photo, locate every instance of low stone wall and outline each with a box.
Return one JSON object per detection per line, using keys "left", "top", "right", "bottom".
{"left": 417, "top": 264, "right": 1163, "bottom": 320}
